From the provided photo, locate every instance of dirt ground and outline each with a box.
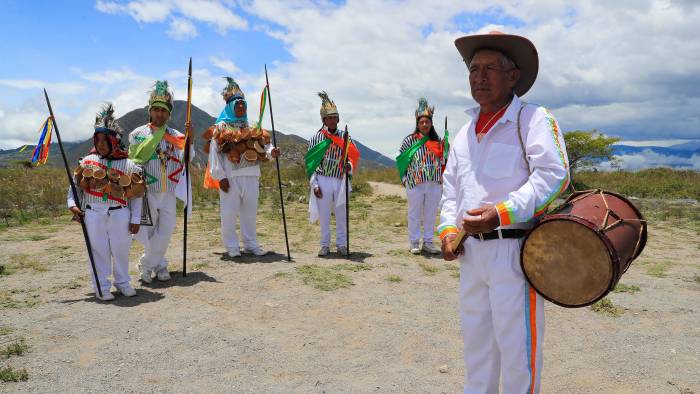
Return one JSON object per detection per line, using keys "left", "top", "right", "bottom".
{"left": 0, "top": 182, "right": 698, "bottom": 393}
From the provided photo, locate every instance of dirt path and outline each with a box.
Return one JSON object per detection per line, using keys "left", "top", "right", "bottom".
{"left": 0, "top": 184, "right": 698, "bottom": 393}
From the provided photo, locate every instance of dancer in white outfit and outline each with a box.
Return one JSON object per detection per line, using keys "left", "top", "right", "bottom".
{"left": 397, "top": 98, "right": 446, "bottom": 255}
{"left": 204, "top": 77, "right": 280, "bottom": 257}
{"left": 68, "top": 104, "right": 144, "bottom": 301}
{"left": 440, "top": 31, "right": 570, "bottom": 394}
{"left": 128, "top": 80, "right": 191, "bottom": 283}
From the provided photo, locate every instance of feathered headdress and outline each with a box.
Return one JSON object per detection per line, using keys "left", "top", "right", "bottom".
{"left": 415, "top": 97, "right": 434, "bottom": 119}
{"left": 92, "top": 103, "right": 127, "bottom": 159}
{"left": 318, "top": 91, "right": 339, "bottom": 118}
{"left": 94, "top": 103, "right": 123, "bottom": 136}
{"left": 222, "top": 77, "right": 245, "bottom": 103}
{"left": 148, "top": 80, "right": 173, "bottom": 112}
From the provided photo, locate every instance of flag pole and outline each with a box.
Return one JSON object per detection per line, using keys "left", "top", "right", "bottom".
{"left": 183, "top": 57, "right": 193, "bottom": 277}
{"left": 43, "top": 89, "right": 103, "bottom": 298}
{"left": 264, "top": 64, "right": 291, "bottom": 261}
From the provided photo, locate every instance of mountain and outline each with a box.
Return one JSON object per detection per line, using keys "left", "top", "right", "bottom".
{"left": 0, "top": 101, "right": 394, "bottom": 169}
{"left": 612, "top": 145, "right": 700, "bottom": 159}
{"left": 611, "top": 144, "right": 700, "bottom": 170}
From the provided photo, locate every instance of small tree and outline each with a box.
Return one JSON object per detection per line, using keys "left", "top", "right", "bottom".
{"left": 564, "top": 130, "right": 620, "bottom": 180}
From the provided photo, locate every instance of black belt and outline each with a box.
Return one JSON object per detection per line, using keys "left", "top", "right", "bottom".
{"left": 86, "top": 204, "right": 124, "bottom": 211}
{"left": 470, "top": 229, "right": 528, "bottom": 241}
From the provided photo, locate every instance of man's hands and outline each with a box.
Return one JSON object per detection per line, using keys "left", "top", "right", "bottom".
{"left": 69, "top": 206, "right": 84, "bottom": 223}
{"left": 441, "top": 204, "right": 500, "bottom": 261}
{"left": 461, "top": 205, "right": 500, "bottom": 235}
{"left": 184, "top": 121, "right": 194, "bottom": 145}
{"left": 129, "top": 223, "right": 140, "bottom": 234}
{"left": 442, "top": 233, "right": 464, "bottom": 261}
{"left": 220, "top": 178, "right": 230, "bottom": 193}
{"left": 271, "top": 147, "right": 281, "bottom": 158}
{"left": 313, "top": 186, "right": 323, "bottom": 199}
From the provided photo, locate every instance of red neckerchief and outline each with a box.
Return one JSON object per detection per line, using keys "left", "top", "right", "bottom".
{"left": 476, "top": 105, "right": 508, "bottom": 136}
{"left": 319, "top": 128, "right": 360, "bottom": 171}
{"left": 415, "top": 132, "right": 443, "bottom": 159}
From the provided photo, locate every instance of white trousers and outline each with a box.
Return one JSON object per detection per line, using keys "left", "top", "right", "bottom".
{"left": 406, "top": 181, "right": 442, "bottom": 245}
{"left": 459, "top": 237, "right": 544, "bottom": 394}
{"left": 316, "top": 175, "right": 347, "bottom": 248}
{"left": 136, "top": 191, "right": 176, "bottom": 272}
{"left": 219, "top": 176, "right": 260, "bottom": 253}
{"left": 84, "top": 205, "right": 132, "bottom": 293}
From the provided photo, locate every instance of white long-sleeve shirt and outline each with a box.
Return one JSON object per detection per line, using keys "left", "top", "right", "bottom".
{"left": 437, "top": 95, "right": 570, "bottom": 240}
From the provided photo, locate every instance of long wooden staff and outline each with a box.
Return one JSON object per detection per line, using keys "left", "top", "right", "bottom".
{"left": 43, "top": 89, "right": 103, "bottom": 297}
{"left": 183, "top": 57, "right": 193, "bottom": 277}
{"left": 264, "top": 64, "right": 291, "bottom": 261}
{"left": 343, "top": 125, "right": 350, "bottom": 258}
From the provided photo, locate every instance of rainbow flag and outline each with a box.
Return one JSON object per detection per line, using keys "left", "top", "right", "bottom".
{"left": 256, "top": 84, "right": 268, "bottom": 129}
{"left": 30, "top": 117, "right": 54, "bottom": 166}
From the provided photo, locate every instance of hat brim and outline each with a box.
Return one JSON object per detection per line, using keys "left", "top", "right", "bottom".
{"left": 454, "top": 33, "right": 538, "bottom": 97}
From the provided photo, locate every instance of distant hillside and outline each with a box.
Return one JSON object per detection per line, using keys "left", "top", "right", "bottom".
{"left": 0, "top": 100, "right": 394, "bottom": 169}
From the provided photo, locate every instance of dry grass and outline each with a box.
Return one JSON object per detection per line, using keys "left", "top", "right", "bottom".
{"left": 1, "top": 339, "right": 28, "bottom": 358}
{"left": 591, "top": 298, "right": 624, "bottom": 317}
{"left": 296, "top": 265, "right": 353, "bottom": 291}
{"left": 0, "top": 366, "right": 29, "bottom": 382}
{"left": 613, "top": 283, "right": 641, "bottom": 294}
{"left": 418, "top": 261, "right": 438, "bottom": 275}
{"left": 387, "top": 275, "right": 402, "bottom": 283}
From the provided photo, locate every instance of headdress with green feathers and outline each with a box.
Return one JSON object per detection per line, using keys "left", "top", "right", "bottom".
{"left": 94, "top": 103, "right": 122, "bottom": 136}
{"left": 222, "top": 77, "right": 245, "bottom": 103}
{"left": 318, "top": 91, "right": 339, "bottom": 118}
{"left": 148, "top": 80, "right": 173, "bottom": 112}
{"left": 415, "top": 97, "right": 434, "bottom": 119}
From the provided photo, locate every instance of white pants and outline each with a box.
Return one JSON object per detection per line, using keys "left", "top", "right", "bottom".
{"left": 406, "top": 181, "right": 442, "bottom": 245}
{"left": 316, "top": 175, "right": 347, "bottom": 248}
{"left": 219, "top": 176, "right": 260, "bottom": 253}
{"left": 84, "top": 205, "right": 132, "bottom": 294}
{"left": 459, "top": 237, "right": 544, "bottom": 394}
{"left": 136, "top": 191, "right": 176, "bottom": 272}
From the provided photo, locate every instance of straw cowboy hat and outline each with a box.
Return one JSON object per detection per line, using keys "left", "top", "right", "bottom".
{"left": 455, "top": 31, "right": 539, "bottom": 96}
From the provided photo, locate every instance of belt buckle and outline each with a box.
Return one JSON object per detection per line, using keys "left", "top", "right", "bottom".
{"left": 478, "top": 233, "right": 484, "bottom": 241}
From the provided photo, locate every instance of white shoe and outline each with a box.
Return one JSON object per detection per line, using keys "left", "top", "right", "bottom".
{"left": 337, "top": 246, "right": 348, "bottom": 255}
{"left": 410, "top": 242, "right": 421, "bottom": 254}
{"left": 139, "top": 269, "right": 153, "bottom": 284}
{"left": 244, "top": 246, "right": 268, "bottom": 256}
{"left": 156, "top": 268, "right": 171, "bottom": 281}
{"left": 96, "top": 291, "right": 115, "bottom": 301}
{"left": 318, "top": 246, "right": 330, "bottom": 256}
{"left": 422, "top": 242, "right": 441, "bottom": 255}
{"left": 116, "top": 284, "right": 136, "bottom": 297}
{"left": 227, "top": 249, "right": 241, "bottom": 258}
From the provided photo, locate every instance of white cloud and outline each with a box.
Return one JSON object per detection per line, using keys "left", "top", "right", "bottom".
{"left": 209, "top": 56, "right": 240, "bottom": 74}
{"left": 168, "top": 17, "right": 198, "bottom": 39}
{"left": 6, "top": 1, "right": 699, "bottom": 159}
{"left": 95, "top": 0, "right": 246, "bottom": 38}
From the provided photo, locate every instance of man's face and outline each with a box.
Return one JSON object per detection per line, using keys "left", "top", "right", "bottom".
{"left": 150, "top": 106, "right": 170, "bottom": 127}
{"left": 323, "top": 115, "right": 339, "bottom": 130}
{"left": 417, "top": 117, "right": 432, "bottom": 135}
{"left": 468, "top": 50, "right": 520, "bottom": 108}
{"left": 95, "top": 133, "right": 110, "bottom": 156}
{"left": 234, "top": 100, "right": 246, "bottom": 118}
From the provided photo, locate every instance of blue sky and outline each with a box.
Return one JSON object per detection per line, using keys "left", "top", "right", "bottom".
{"left": 1, "top": 0, "right": 699, "bottom": 161}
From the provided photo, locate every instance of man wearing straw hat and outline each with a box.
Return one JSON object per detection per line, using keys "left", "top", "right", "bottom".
{"left": 439, "top": 32, "right": 570, "bottom": 393}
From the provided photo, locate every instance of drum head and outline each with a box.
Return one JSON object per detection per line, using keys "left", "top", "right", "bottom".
{"left": 522, "top": 219, "right": 614, "bottom": 307}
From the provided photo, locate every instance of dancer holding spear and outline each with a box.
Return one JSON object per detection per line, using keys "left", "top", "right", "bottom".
{"left": 203, "top": 77, "right": 280, "bottom": 258}
{"left": 305, "top": 92, "right": 360, "bottom": 257}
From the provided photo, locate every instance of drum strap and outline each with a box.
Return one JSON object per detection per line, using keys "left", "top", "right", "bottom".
{"left": 515, "top": 103, "right": 531, "bottom": 175}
